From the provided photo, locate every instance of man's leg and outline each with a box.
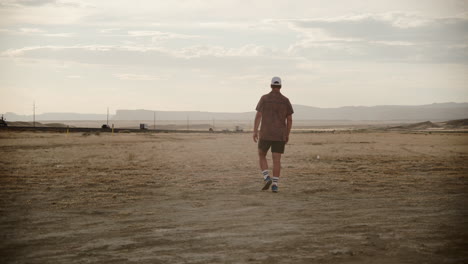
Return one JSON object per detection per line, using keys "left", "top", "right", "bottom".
{"left": 271, "top": 152, "right": 282, "bottom": 192}
{"left": 272, "top": 152, "right": 282, "bottom": 178}
{"left": 258, "top": 149, "right": 272, "bottom": 190}
{"left": 258, "top": 149, "right": 268, "bottom": 171}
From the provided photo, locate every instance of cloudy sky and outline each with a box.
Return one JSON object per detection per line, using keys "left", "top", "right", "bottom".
{"left": 1, "top": 0, "right": 467, "bottom": 115}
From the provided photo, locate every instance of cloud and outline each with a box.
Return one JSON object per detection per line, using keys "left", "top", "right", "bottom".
{"left": 286, "top": 13, "right": 468, "bottom": 43}
{"left": 1, "top": 0, "right": 56, "bottom": 7}
{"left": 0, "top": 0, "right": 81, "bottom": 7}
{"left": 0, "top": 0, "right": 92, "bottom": 26}
{"left": 42, "top": 33, "right": 74, "bottom": 37}
{"left": 1, "top": 45, "right": 116, "bottom": 57}
{"left": 0, "top": 43, "right": 271, "bottom": 61}
{"left": 229, "top": 74, "right": 266, "bottom": 84}
{"left": 113, "top": 73, "right": 162, "bottom": 81}
{"left": 100, "top": 28, "right": 121, "bottom": 33}
{"left": 289, "top": 39, "right": 468, "bottom": 64}
{"left": 0, "top": 27, "right": 73, "bottom": 37}
{"left": 197, "top": 21, "right": 277, "bottom": 31}
{"left": 0, "top": 43, "right": 293, "bottom": 81}
{"left": 19, "top": 27, "right": 45, "bottom": 33}
{"left": 281, "top": 13, "right": 468, "bottom": 63}
{"left": 371, "top": 41, "right": 414, "bottom": 46}
{"left": 2, "top": 12, "right": 466, "bottom": 66}
{"left": 176, "top": 44, "right": 270, "bottom": 59}
{"left": 127, "top": 30, "right": 201, "bottom": 42}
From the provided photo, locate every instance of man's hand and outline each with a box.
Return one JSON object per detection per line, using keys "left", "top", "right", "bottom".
{"left": 253, "top": 111, "right": 262, "bottom": 143}
{"left": 286, "top": 114, "right": 292, "bottom": 144}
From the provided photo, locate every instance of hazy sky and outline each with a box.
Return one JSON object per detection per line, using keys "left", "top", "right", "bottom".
{"left": 1, "top": 0, "right": 467, "bottom": 114}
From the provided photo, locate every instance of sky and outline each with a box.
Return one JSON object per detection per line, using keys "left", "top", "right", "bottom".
{"left": 0, "top": 0, "right": 467, "bottom": 115}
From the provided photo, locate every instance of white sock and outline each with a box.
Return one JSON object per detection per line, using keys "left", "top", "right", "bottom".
{"left": 262, "top": 170, "right": 270, "bottom": 180}
{"left": 272, "top": 177, "right": 279, "bottom": 185}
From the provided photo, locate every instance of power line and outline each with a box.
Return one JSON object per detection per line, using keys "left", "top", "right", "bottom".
{"left": 33, "top": 101, "right": 36, "bottom": 128}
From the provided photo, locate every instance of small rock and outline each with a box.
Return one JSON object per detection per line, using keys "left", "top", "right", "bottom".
{"left": 330, "top": 248, "right": 353, "bottom": 255}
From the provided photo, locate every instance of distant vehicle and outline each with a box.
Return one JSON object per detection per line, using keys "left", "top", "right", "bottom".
{"left": 0, "top": 115, "right": 7, "bottom": 127}
{"left": 101, "top": 124, "right": 110, "bottom": 129}
{"left": 235, "top": 126, "right": 243, "bottom": 132}
{"left": 140, "top": 123, "right": 148, "bottom": 130}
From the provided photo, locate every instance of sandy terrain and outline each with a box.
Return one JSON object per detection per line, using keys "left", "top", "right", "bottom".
{"left": 0, "top": 131, "right": 467, "bottom": 263}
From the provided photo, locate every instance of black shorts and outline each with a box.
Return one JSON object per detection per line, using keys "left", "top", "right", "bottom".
{"left": 258, "top": 139, "right": 286, "bottom": 154}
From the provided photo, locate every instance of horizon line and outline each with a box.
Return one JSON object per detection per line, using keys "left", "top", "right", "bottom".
{"left": 2, "top": 101, "right": 467, "bottom": 116}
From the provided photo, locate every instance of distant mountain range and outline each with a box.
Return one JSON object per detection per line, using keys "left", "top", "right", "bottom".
{"left": 3, "top": 102, "right": 468, "bottom": 122}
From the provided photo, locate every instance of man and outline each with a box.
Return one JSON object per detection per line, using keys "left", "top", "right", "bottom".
{"left": 253, "top": 76, "right": 294, "bottom": 193}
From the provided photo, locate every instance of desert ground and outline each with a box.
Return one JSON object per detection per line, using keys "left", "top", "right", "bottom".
{"left": 0, "top": 130, "right": 467, "bottom": 263}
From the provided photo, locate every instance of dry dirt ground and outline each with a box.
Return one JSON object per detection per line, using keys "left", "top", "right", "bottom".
{"left": 0, "top": 131, "right": 467, "bottom": 264}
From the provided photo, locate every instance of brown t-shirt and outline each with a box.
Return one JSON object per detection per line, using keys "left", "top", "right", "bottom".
{"left": 256, "top": 91, "right": 294, "bottom": 141}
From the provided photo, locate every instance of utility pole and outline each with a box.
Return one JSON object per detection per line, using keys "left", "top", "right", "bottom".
{"left": 107, "top": 107, "right": 109, "bottom": 126}
{"left": 33, "top": 101, "right": 36, "bottom": 128}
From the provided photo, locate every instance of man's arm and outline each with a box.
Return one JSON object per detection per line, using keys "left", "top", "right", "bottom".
{"left": 253, "top": 111, "right": 262, "bottom": 142}
{"left": 286, "top": 114, "right": 292, "bottom": 143}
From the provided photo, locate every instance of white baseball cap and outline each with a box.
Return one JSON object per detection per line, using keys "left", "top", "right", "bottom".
{"left": 271, "top": 76, "right": 282, "bottom": 85}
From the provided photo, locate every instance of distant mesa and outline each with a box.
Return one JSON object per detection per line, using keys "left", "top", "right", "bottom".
{"left": 388, "top": 118, "right": 468, "bottom": 131}
{"left": 409, "top": 121, "right": 440, "bottom": 130}
{"left": 390, "top": 121, "right": 440, "bottom": 130}
{"left": 6, "top": 121, "right": 71, "bottom": 128}
{"left": 43, "top": 122, "right": 70, "bottom": 128}
{"left": 405, "top": 121, "right": 440, "bottom": 130}
{"left": 1, "top": 112, "right": 107, "bottom": 122}
{"left": 2, "top": 102, "right": 468, "bottom": 122}
{"left": 444, "top": 118, "right": 468, "bottom": 128}
{"left": 112, "top": 103, "right": 468, "bottom": 121}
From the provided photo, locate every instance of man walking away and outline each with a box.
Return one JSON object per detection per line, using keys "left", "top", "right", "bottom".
{"left": 253, "top": 76, "right": 294, "bottom": 193}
